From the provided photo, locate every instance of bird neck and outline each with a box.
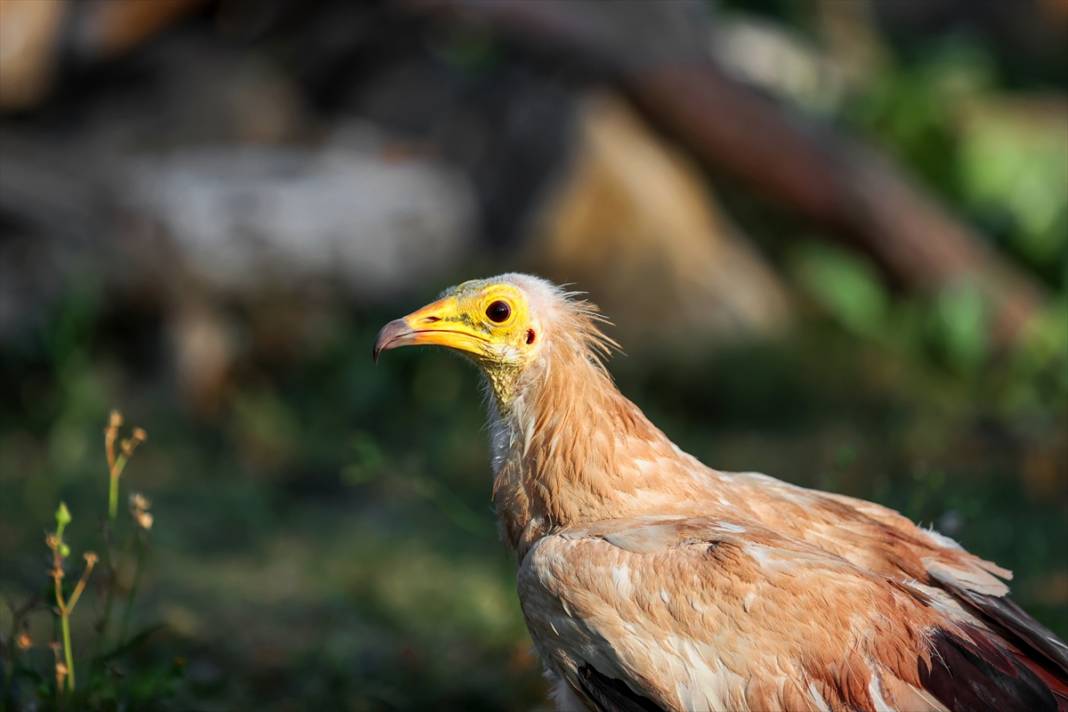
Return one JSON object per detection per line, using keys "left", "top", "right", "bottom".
{"left": 485, "top": 341, "right": 678, "bottom": 557}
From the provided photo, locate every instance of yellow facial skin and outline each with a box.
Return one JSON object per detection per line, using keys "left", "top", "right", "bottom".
{"left": 373, "top": 281, "right": 539, "bottom": 402}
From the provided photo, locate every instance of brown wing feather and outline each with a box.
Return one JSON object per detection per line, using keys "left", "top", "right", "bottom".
{"left": 771, "top": 484, "right": 1068, "bottom": 708}
{"left": 519, "top": 517, "right": 1068, "bottom": 712}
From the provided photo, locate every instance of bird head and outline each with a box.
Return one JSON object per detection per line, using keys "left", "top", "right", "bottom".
{"left": 373, "top": 274, "right": 615, "bottom": 406}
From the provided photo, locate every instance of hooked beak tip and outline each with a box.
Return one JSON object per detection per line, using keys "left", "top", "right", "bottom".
{"left": 372, "top": 318, "right": 412, "bottom": 363}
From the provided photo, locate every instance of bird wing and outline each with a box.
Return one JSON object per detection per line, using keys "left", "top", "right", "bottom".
{"left": 518, "top": 516, "right": 1067, "bottom": 712}
{"left": 727, "top": 471, "right": 1068, "bottom": 688}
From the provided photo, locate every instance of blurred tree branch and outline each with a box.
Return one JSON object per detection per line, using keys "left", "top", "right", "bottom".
{"left": 401, "top": 0, "right": 1047, "bottom": 345}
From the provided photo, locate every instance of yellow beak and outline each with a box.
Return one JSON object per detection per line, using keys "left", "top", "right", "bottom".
{"left": 373, "top": 296, "right": 490, "bottom": 362}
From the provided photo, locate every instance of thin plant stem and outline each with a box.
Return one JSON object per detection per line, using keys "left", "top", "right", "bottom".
{"left": 67, "top": 568, "right": 91, "bottom": 612}
{"left": 50, "top": 508, "right": 73, "bottom": 694}
{"left": 99, "top": 425, "right": 128, "bottom": 653}
{"left": 53, "top": 558, "right": 96, "bottom": 693}
{"left": 48, "top": 505, "right": 96, "bottom": 695}
{"left": 59, "top": 611, "right": 74, "bottom": 692}
{"left": 108, "top": 454, "right": 129, "bottom": 520}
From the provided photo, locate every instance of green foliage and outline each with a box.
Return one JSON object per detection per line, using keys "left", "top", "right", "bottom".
{"left": 792, "top": 242, "right": 889, "bottom": 338}
{"left": 847, "top": 39, "right": 994, "bottom": 196}
{"left": 846, "top": 34, "right": 1067, "bottom": 282}
{"left": 790, "top": 241, "right": 1065, "bottom": 404}
{"left": 928, "top": 281, "right": 989, "bottom": 374}
{"left": 957, "top": 106, "right": 1068, "bottom": 271}
{"left": 0, "top": 412, "right": 180, "bottom": 711}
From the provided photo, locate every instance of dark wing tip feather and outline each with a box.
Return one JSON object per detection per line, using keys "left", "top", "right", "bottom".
{"left": 968, "top": 591, "right": 1068, "bottom": 676}
{"left": 921, "top": 628, "right": 1063, "bottom": 712}
{"left": 576, "top": 664, "right": 665, "bottom": 712}
{"left": 934, "top": 573, "right": 1068, "bottom": 680}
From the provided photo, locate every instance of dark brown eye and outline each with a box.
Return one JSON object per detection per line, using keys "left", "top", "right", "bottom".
{"left": 485, "top": 300, "right": 511, "bottom": 323}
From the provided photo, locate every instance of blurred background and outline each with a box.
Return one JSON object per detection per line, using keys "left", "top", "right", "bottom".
{"left": 0, "top": 0, "right": 1065, "bottom": 709}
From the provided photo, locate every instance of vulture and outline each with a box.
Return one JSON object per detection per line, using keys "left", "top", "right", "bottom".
{"left": 373, "top": 273, "right": 1068, "bottom": 712}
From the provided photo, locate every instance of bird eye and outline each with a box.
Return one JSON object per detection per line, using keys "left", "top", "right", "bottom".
{"left": 485, "top": 300, "right": 511, "bottom": 323}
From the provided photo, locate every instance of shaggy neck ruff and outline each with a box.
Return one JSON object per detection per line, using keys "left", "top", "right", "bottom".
{"left": 482, "top": 295, "right": 678, "bottom": 556}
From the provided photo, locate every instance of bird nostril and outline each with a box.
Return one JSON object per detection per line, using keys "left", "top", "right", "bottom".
{"left": 423, "top": 316, "right": 441, "bottom": 323}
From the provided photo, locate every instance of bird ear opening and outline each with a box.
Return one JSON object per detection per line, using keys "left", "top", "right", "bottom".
{"left": 526, "top": 329, "right": 536, "bottom": 345}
